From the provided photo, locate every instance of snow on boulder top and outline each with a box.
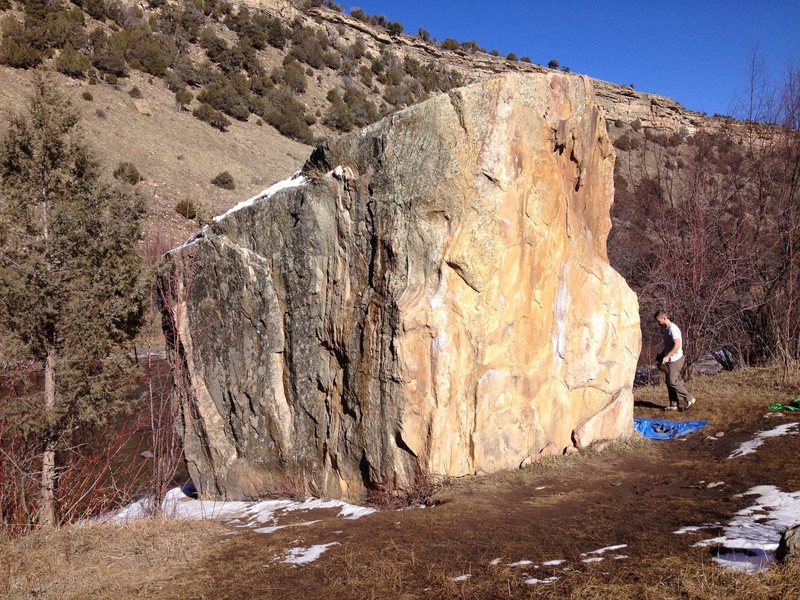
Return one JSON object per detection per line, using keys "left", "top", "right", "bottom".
{"left": 213, "top": 171, "right": 308, "bottom": 223}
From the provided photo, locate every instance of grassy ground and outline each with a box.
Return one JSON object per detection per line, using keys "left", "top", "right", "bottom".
{"left": 2, "top": 367, "right": 799, "bottom": 599}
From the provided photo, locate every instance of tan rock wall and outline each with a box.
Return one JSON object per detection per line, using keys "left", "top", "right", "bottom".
{"left": 162, "top": 72, "right": 641, "bottom": 501}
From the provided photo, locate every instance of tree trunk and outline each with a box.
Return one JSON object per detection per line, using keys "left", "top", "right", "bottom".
{"left": 40, "top": 349, "right": 56, "bottom": 527}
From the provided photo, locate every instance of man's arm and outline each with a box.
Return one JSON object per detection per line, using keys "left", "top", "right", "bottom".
{"left": 661, "top": 338, "right": 682, "bottom": 364}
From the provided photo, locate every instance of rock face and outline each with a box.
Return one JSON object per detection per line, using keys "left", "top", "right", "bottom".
{"left": 777, "top": 524, "right": 800, "bottom": 563}
{"left": 161, "top": 72, "right": 641, "bottom": 501}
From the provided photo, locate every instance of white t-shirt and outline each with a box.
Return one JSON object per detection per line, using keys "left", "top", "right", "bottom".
{"left": 662, "top": 323, "right": 683, "bottom": 362}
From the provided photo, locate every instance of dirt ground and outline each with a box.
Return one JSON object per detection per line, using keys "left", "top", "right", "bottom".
{"left": 3, "top": 367, "right": 800, "bottom": 599}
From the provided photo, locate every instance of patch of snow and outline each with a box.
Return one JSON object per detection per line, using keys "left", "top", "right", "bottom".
{"left": 172, "top": 225, "right": 209, "bottom": 252}
{"left": 283, "top": 542, "right": 339, "bottom": 565}
{"left": 727, "top": 422, "right": 799, "bottom": 459}
{"left": 712, "top": 550, "right": 771, "bottom": 573}
{"left": 525, "top": 576, "right": 560, "bottom": 585}
{"left": 95, "top": 487, "right": 376, "bottom": 532}
{"left": 541, "top": 559, "right": 565, "bottom": 566}
{"left": 213, "top": 172, "right": 308, "bottom": 223}
{"left": 489, "top": 557, "right": 503, "bottom": 566}
{"left": 581, "top": 544, "right": 627, "bottom": 556}
{"left": 253, "top": 520, "right": 320, "bottom": 534}
{"left": 581, "top": 557, "right": 604, "bottom": 563}
{"left": 673, "top": 523, "right": 721, "bottom": 534}
{"left": 707, "top": 481, "right": 725, "bottom": 489}
{"left": 508, "top": 560, "right": 534, "bottom": 567}
{"left": 452, "top": 574, "right": 472, "bottom": 582}
{"left": 535, "top": 486, "right": 547, "bottom": 490}
{"left": 613, "top": 555, "right": 628, "bottom": 560}
{"left": 281, "top": 497, "right": 378, "bottom": 520}
{"left": 690, "top": 485, "right": 800, "bottom": 572}
{"left": 337, "top": 504, "right": 379, "bottom": 519}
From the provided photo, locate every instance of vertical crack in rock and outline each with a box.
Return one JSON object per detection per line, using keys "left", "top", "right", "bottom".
{"left": 160, "top": 72, "right": 641, "bottom": 502}
{"left": 447, "top": 89, "right": 469, "bottom": 135}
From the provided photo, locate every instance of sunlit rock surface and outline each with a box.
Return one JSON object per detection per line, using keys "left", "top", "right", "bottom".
{"left": 161, "top": 72, "right": 641, "bottom": 501}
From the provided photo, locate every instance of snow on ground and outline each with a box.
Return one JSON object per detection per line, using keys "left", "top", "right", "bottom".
{"left": 487, "top": 544, "right": 624, "bottom": 587}
{"left": 100, "top": 487, "right": 376, "bottom": 530}
{"left": 94, "top": 487, "right": 377, "bottom": 568}
{"left": 283, "top": 542, "right": 340, "bottom": 565}
{"left": 727, "top": 422, "right": 799, "bottom": 459}
{"left": 679, "top": 485, "right": 800, "bottom": 572}
{"left": 213, "top": 172, "right": 309, "bottom": 223}
{"left": 580, "top": 544, "right": 628, "bottom": 556}
{"left": 575, "top": 543, "right": 628, "bottom": 564}
{"left": 674, "top": 523, "right": 721, "bottom": 534}
{"left": 253, "top": 520, "right": 320, "bottom": 534}
{"left": 525, "top": 576, "right": 560, "bottom": 585}
{"left": 508, "top": 559, "right": 534, "bottom": 567}
{"left": 452, "top": 574, "right": 472, "bottom": 582}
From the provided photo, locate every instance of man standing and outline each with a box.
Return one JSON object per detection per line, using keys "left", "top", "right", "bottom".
{"left": 654, "top": 310, "right": 696, "bottom": 411}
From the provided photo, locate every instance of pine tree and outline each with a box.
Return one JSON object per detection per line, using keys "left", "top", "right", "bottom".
{"left": 0, "top": 74, "right": 147, "bottom": 527}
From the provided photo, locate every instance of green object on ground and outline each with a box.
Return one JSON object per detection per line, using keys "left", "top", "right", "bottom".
{"left": 767, "top": 396, "right": 800, "bottom": 411}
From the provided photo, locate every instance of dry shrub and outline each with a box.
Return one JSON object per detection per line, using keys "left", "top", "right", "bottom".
{"left": 112, "top": 161, "right": 141, "bottom": 185}
{"left": 0, "top": 359, "right": 183, "bottom": 535}
{"left": 192, "top": 102, "right": 231, "bottom": 132}
{"left": 175, "top": 198, "right": 197, "bottom": 219}
{"left": 366, "top": 468, "right": 444, "bottom": 510}
{"left": 210, "top": 170, "right": 235, "bottom": 190}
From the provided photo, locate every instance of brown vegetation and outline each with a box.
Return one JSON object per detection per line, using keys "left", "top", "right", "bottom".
{"left": 610, "top": 63, "right": 800, "bottom": 373}
{"left": 2, "top": 367, "right": 799, "bottom": 599}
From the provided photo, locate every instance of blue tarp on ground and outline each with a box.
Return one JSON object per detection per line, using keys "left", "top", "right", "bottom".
{"left": 634, "top": 417, "right": 709, "bottom": 440}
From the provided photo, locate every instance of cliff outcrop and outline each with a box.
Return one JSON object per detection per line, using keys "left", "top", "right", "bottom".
{"left": 161, "top": 72, "right": 641, "bottom": 501}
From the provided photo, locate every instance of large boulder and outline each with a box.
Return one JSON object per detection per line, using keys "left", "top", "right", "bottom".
{"left": 160, "top": 72, "right": 641, "bottom": 501}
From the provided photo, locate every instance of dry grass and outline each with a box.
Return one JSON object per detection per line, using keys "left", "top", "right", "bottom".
{"left": 0, "top": 519, "right": 228, "bottom": 599}
{"left": 530, "top": 556, "right": 800, "bottom": 600}
{"left": 635, "top": 365, "right": 800, "bottom": 430}
{"left": 2, "top": 367, "right": 799, "bottom": 599}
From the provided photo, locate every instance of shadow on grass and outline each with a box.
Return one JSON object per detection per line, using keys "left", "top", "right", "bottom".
{"left": 634, "top": 400, "right": 666, "bottom": 410}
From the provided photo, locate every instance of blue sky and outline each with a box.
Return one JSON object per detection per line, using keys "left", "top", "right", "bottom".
{"left": 342, "top": 1, "right": 799, "bottom": 117}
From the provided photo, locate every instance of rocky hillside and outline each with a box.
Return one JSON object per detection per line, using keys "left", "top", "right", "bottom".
{"left": 0, "top": 0, "right": 757, "bottom": 246}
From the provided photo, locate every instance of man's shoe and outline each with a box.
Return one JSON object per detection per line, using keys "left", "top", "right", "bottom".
{"left": 683, "top": 398, "right": 696, "bottom": 411}
{"left": 663, "top": 404, "right": 678, "bottom": 411}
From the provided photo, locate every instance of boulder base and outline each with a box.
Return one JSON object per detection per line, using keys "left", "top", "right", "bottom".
{"left": 777, "top": 524, "right": 800, "bottom": 562}
{"left": 161, "top": 72, "right": 641, "bottom": 501}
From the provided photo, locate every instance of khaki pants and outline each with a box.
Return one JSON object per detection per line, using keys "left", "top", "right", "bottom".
{"left": 663, "top": 357, "right": 691, "bottom": 408}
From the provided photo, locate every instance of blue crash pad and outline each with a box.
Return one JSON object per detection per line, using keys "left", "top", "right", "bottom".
{"left": 634, "top": 417, "right": 708, "bottom": 440}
